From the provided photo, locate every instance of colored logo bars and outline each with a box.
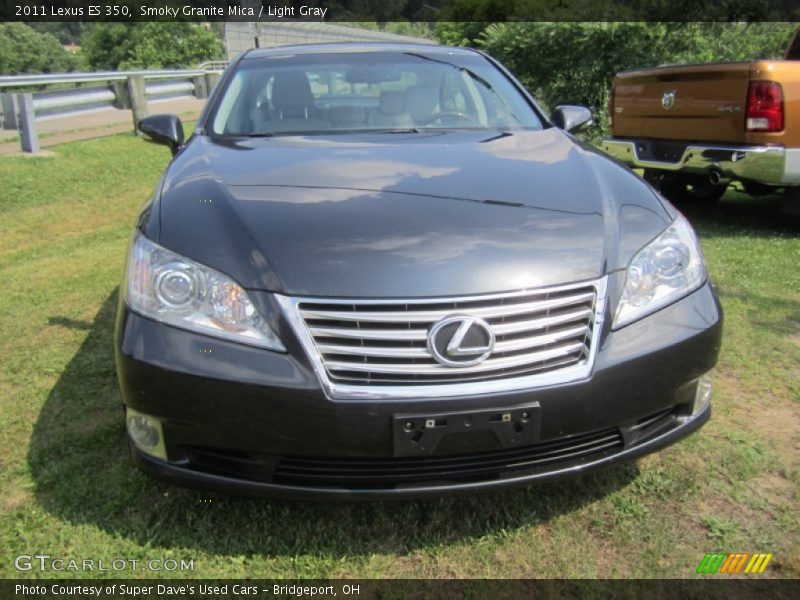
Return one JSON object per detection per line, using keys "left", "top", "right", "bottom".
{"left": 696, "top": 553, "right": 774, "bottom": 574}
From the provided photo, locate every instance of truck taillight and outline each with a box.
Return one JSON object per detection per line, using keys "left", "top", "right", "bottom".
{"left": 609, "top": 82, "right": 616, "bottom": 129}
{"left": 746, "top": 81, "right": 784, "bottom": 132}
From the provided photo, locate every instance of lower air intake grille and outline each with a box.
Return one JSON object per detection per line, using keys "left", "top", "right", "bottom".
{"left": 274, "top": 428, "right": 624, "bottom": 489}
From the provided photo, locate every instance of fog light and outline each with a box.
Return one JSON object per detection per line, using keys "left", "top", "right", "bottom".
{"left": 692, "top": 374, "right": 713, "bottom": 415}
{"left": 126, "top": 408, "right": 167, "bottom": 460}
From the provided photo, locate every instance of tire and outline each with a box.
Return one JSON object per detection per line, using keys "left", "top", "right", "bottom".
{"left": 643, "top": 171, "right": 727, "bottom": 205}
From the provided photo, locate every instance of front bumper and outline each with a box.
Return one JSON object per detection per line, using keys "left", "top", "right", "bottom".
{"left": 131, "top": 403, "right": 710, "bottom": 500}
{"left": 601, "top": 138, "right": 795, "bottom": 186}
{"left": 115, "top": 281, "right": 723, "bottom": 499}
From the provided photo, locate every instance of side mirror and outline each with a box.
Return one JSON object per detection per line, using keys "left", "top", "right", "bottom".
{"left": 551, "top": 105, "right": 593, "bottom": 133}
{"left": 138, "top": 114, "right": 184, "bottom": 155}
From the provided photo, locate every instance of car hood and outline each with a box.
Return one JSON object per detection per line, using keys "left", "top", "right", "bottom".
{"left": 154, "top": 128, "right": 673, "bottom": 297}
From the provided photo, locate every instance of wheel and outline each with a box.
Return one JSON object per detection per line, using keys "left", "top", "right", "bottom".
{"left": 644, "top": 171, "right": 727, "bottom": 205}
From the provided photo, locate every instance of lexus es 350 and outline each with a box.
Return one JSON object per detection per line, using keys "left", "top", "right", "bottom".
{"left": 115, "top": 43, "right": 722, "bottom": 498}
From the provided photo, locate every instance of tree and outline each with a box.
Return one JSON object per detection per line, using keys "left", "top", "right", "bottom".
{"left": 26, "top": 22, "right": 89, "bottom": 45}
{"left": 79, "top": 23, "right": 133, "bottom": 71}
{"left": 0, "top": 23, "right": 77, "bottom": 74}
{"left": 82, "top": 23, "right": 225, "bottom": 71}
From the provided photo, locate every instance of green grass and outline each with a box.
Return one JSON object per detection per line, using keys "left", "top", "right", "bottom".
{"left": 0, "top": 132, "right": 798, "bottom": 580}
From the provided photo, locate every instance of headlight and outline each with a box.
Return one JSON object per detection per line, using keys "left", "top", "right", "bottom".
{"left": 614, "top": 213, "right": 706, "bottom": 328}
{"left": 124, "top": 231, "right": 285, "bottom": 351}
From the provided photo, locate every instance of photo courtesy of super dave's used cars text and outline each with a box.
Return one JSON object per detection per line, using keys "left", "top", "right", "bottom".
{"left": 15, "top": 583, "right": 352, "bottom": 598}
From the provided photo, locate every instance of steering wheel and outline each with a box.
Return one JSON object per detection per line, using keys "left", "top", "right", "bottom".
{"left": 420, "top": 111, "right": 479, "bottom": 126}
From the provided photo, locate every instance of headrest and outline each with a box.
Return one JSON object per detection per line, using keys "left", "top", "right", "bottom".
{"left": 271, "top": 71, "right": 314, "bottom": 112}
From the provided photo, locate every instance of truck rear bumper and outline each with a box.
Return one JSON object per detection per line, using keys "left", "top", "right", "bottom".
{"left": 601, "top": 139, "right": 798, "bottom": 186}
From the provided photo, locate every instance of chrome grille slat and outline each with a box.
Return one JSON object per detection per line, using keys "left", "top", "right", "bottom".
{"left": 309, "top": 327, "right": 429, "bottom": 341}
{"left": 278, "top": 277, "right": 607, "bottom": 399}
{"left": 299, "top": 291, "right": 595, "bottom": 323}
{"left": 317, "top": 344, "right": 430, "bottom": 358}
{"left": 330, "top": 355, "right": 582, "bottom": 385}
{"left": 316, "top": 324, "right": 589, "bottom": 360}
{"left": 492, "top": 307, "right": 594, "bottom": 335}
{"left": 326, "top": 341, "right": 586, "bottom": 375}
{"left": 493, "top": 324, "right": 588, "bottom": 354}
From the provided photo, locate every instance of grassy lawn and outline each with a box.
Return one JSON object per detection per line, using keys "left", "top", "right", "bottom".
{"left": 0, "top": 132, "right": 798, "bottom": 580}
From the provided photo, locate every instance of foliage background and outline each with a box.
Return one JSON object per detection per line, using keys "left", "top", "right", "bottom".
{"left": 81, "top": 23, "right": 225, "bottom": 70}
{"left": 0, "top": 23, "right": 226, "bottom": 75}
{"left": 0, "top": 23, "right": 79, "bottom": 74}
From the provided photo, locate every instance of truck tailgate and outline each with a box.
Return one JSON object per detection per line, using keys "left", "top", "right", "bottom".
{"left": 612, "top": 62, "right": 753, "bottom": 144}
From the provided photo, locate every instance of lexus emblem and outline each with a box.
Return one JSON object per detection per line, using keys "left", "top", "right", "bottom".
{"left": 428, "top": 316, "right": 495, "bottom": 367}
{"left": 662, "top": 89, "right": 677, "bottom": 110}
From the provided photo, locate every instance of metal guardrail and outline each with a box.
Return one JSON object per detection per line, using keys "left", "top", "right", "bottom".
{"left": 197, "top": 60, "right": 229, "bottom": 72}
{"left": 34, "top": 86, "right": 115, "bottom": 112}
{"left": 0, "top": 69, "right": 208, "bottom": 89}
{"left": 0, "top": 67, "right": 225, "bottom": 153}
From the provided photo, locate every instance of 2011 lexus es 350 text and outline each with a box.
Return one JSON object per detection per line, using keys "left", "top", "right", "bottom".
{"left": 115, "top": 43, "right": 723, "bottom": 499}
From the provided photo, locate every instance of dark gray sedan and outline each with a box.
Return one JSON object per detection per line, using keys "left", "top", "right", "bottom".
{"left": 116, "top": 43, "right": 722, "bottom": 498}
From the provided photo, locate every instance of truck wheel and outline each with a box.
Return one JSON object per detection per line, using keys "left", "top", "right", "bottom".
{"left": 644, "top": 171, "right": 727, "bottom": 205}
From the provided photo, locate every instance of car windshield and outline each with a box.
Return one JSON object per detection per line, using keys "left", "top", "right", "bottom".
{"left": 211, "top": 50, "right": 544, "bottom": 136}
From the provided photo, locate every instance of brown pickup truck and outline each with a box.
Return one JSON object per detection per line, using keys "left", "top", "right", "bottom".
{"left": 602, "top": 29, "right": 799, "bottom": 205}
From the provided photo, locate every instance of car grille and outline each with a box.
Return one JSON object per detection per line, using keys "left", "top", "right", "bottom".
{"left": 275, "top": 428, "right": 624, "bottom": 488}
{"left": 292, "top": 281, "right": 601, "bottom": 387}
{"left": 186, "top": 427, "right": 624, "bottom": 489}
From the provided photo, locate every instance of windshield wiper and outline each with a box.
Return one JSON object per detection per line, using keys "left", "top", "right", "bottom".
{"left": 234, "top": 128, "right": 424, "bottom": 137}
{"left": 373, "top": 127, "right": 422, "bottom": 134}
{"left": 404, "top": 52, "right": 493, "bottom": 89}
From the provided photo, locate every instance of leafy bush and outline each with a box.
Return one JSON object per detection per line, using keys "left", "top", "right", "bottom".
{"left": 82, "top": 23, "right": 225, "bottom": 71}
{"left": 469, "top": 22, "right": 796, "bottom": 141}
{"left": 0, "top": 23, "right": 78, "bottom": 74}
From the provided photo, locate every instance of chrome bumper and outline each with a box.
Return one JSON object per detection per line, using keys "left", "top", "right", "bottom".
{"left": 601, "top": 139, "right": 797, "bottom": 186}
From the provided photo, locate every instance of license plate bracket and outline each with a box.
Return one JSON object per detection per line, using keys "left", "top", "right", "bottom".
{"left": 392, "top": 403, "right": 541, "bottom": 457}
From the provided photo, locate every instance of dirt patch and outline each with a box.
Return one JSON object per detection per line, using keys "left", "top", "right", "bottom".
{"left": 1, "top": 483, "right": 30, "bottom": 513}
{"left": 749, "top": 473, "right": 796, "bottom": 506}
{"left": 715, "top": 372, "right": 799, "bottom": 466}
{"left": 589, "top": 535, "right": 631, "bottom": 577}
{"left": 746, "top": 403, "right": 799, "bottom": 461}
{"left": 789, "top": 320, "right": 800, "bottom": 346}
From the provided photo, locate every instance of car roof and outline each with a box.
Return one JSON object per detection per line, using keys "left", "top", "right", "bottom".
{"left": 242, "top": 42, "right": 479, "bottom": 60}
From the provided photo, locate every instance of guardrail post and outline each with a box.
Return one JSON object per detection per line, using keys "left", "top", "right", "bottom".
{"left": 111, "top": 80, "right": 132, "bottom": 109}
{"left": 205, "top": 72, "right": 221, "bottom": 95}
{"left": 1, "top": 93, "right": 19, "bottom": 130}
{"left": 17, "top": 93, "right": 39, "bottom": 153}
{"left": 126, "top": 75, "right": 148, "bottom": 131}
{"left": 192, "top": 75, "right": 209, "bottom": 99}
